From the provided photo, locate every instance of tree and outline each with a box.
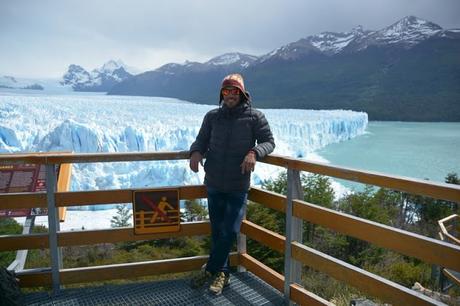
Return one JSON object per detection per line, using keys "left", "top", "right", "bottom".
{"left": 262, "top": 171, "right": 336, "bottom": 243}
{"left": 246, "top": 171, "right": 336, "bottom": 272}
{"left": 0, "top": 218, "right": 22, "bottom": 268}
{"left": 246, "top": 201, "right": 285, "bottom": 272}
{"left": 337, "top": 186, "right": 398, "bottom": 266}
{"left": 301, "top": 173, "right": 335, "bottom": 243}
{"left": 445, "top": 172, "right": 459, "bottom": 185}
{"left": 401, "top": 172, "right": 459, "bottom": 237}
{"left": 183, "top": 200, "right": 208, "bottom": 222}
{"left": 110, "top": 204, "right": 132, "bottom": 228}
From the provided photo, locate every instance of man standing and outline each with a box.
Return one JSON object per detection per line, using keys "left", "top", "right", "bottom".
{"left": 189, "top": 73, "right": 275, "bottom": 295}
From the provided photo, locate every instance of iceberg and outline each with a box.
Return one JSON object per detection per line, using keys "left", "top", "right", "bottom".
{"left": 0, "top": 93, "right": 368, "bottom": 210}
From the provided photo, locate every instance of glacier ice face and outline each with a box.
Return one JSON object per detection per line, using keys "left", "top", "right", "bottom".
{"left": 0, "top": 93, "right": 368, "bottom": 210}
{"left": 0, "top": 125, "right": 21, "bottom": 151}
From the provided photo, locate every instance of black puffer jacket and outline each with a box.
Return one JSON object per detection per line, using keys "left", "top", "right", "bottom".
{"left": 190, "top": 101, "right": 275, "bottom": 192}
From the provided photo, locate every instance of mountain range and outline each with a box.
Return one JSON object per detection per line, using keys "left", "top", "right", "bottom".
{"left": 0, "top": 75, "right": 44, "bottom": 90}
{"left": 61, "top": 60, "right": 134, "bottom": 91}
{"left": 107, "top": 16, "right": 460, "bottom": 121}
{"left": 2, "top": 16, "right": 458, "bottom": 121}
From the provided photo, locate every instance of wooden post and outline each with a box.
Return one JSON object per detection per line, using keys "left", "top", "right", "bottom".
{"left": 284, "top": 168, "right": 304, "bottom": 305}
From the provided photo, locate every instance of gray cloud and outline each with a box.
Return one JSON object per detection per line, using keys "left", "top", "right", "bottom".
{"left": 1, "top": 0, "right": 459, "bottom": 78}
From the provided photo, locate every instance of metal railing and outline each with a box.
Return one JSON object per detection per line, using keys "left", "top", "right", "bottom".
{"left": 1, "top": 151, "right": 459, "bottom": 305}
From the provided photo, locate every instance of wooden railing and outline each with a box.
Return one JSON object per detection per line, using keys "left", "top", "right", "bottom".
{"left": 1, "top": 152, "right": 459, "bottom": 306}
{"left": 438, "top": 214, "right": 460, "bottom": 289}
{"left": 439, "top": 214, "right": 459, "bottom": 246}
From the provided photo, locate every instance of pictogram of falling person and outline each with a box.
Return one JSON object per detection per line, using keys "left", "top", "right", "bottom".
{"left": 150, "top": 196, "right": 174, "bottom": 223}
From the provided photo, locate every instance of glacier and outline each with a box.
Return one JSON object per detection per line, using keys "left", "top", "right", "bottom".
{"left": 0, "top": 92, "right": 368, "bottom": 211}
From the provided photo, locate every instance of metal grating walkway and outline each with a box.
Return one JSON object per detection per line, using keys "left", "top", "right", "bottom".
{"left": 23, "top": 271, "right": 284, "bottom": 305}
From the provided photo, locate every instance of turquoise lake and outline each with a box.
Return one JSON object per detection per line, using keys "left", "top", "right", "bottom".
{"left": 316, "top": 121, "right": 460, "bottom": 192}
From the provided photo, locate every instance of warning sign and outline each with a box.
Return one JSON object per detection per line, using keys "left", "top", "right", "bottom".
{"left": 133, "top": 189, "right": 180, "bottom": 234}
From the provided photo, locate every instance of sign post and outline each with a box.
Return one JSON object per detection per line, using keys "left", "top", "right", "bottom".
{"left": 46, "top": 163, "right": 61, "bottom": 296}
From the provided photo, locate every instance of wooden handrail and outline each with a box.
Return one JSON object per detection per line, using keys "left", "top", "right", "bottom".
{"left": 241, "top": 220, "right": 285, "bottom": 253}
{"left": 291, "top": 242, "right": 441, "bottom": 306}
{"left": 56, "top": 184, "right": 207, "bottom": 207}
{"left": 0, "top": 233, "right": 48, "bottom": 251}
{"left": 0, "top": 151, "right": 190, "bottom": 164}
{"left": 292, "top": 199, "right": 460, "bottom": 272}
{"left": 262, "top": 154, "right": 460, "bottom": 203}
{"left": 241, "top": 220, "right": 441, "bottom": 305}
{"left": 0, "top": 222, "right": 211, "bottom": 251}
{"left": 438, "top": 214, "right": 458, "bottom": 224}
{"left": 1, "top": 150, "right": 459, "bottom": 302}
{"left": 290, "top": 283, "right": 334, "bottom": 306}
{"left": 239, "top": 253, "right": 332, "bottom": 306}
{"left": 438, "top": 214, "right": 460, "bottom": 245}
{"left": 16, "top": 254, "right": 238, "bottom": 287}
{"left": 0, "top": 192, "right": 47, "bottom": 210}
{"left": 58, "top": 221, "right": 210, "bottom": 246}
{"left": 0, "top": 185, "right": 207, "bottom": 210}
{"left": 239, "top": 253, "right": 284, "bottom": 292}
{"left": 248, "top": 187, "right": 286, "bottom": 213}
{"left": 1, "top": 151, "right": 458, "bottom": 202}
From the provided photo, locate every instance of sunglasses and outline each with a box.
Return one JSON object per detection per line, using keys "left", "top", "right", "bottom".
{"left": 221, "top": 88, "right": 240, "bottom": 96}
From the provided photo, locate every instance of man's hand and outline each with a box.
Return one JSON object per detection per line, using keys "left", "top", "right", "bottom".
{"left": 189, "top": 151, "right": 203, "bottom": 173}
{"left": 240, "top": 151, "right": 256, "bottom": 174}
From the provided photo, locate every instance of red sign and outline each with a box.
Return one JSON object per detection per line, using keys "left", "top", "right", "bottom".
{"left": 0, "top": 163, "right": 54, "bottom": 217}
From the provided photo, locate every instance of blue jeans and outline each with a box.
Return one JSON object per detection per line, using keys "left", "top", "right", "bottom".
{"left": 206, "top": 186, "right": 247, "bottom": 275}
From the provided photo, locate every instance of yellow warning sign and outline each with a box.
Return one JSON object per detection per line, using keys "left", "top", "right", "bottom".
{"left": 133, "top": 189, "right": 180, "bottom": 234}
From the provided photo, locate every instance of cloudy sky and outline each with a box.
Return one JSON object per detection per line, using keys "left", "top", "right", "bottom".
{"left": 1, "top": 0, "right": 459, "bottom": 78}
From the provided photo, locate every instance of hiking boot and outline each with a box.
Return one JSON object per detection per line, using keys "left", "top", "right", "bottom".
{"left": 190, "top": 268, "right": 213, "bottom": 289}
{"left": 209, "top": 272, "right": 230, "bottom": 295}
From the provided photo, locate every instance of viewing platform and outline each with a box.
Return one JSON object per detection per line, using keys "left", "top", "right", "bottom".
{"left": 1, "top": 151, "right": 459, "bottom": 305}
{"left": 24, "top": 271, "right": 284, "bottom": 305}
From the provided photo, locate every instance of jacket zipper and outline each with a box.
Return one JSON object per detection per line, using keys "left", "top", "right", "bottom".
{"left": 222, "top": 117, "right": 236, "bottom": 187}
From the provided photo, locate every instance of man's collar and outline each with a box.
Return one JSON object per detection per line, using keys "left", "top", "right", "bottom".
{"left": 221, "top": 102, "right": 248, "bottom": 116}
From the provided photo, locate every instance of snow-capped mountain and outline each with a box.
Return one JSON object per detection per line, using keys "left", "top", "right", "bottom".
{"left": 0, "top": 76, "right": 19, "bottom": 88}
{"left": 108, "top": 16, "right": 460, "bottom": 121}
{"left": 259, "top": 16, "right": 452, "bottom": 62}
{"left": 62, "top": 65, "right": 91, "bottom": 87}
{"left": 61, "top": 60, "right": 134, "bottom": 92}
{"left": 100, "top": 59, "right": 132, "bottom": 74}
{"left": 131, "top": 16, "right": 454, "bottom": 71}
{"left": 259, "top": 26, "right": 371, "bottom": 61}
{"left": 156, "top": 52, "right": 258, "bottom": 76}
{"left": 155, "top": 61, "right": 203, "bottom": 75}
{"left": 205, "top": 53, "right": 258, "bottom": 68}
{"left": 0, "top": 75, "right": 44, "bottom": 90}
{"left": 309, "top": 26, "right": 370, "bottom": 54}
{"left": 349, "top": 16, "right": 445, "bottom": 51}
